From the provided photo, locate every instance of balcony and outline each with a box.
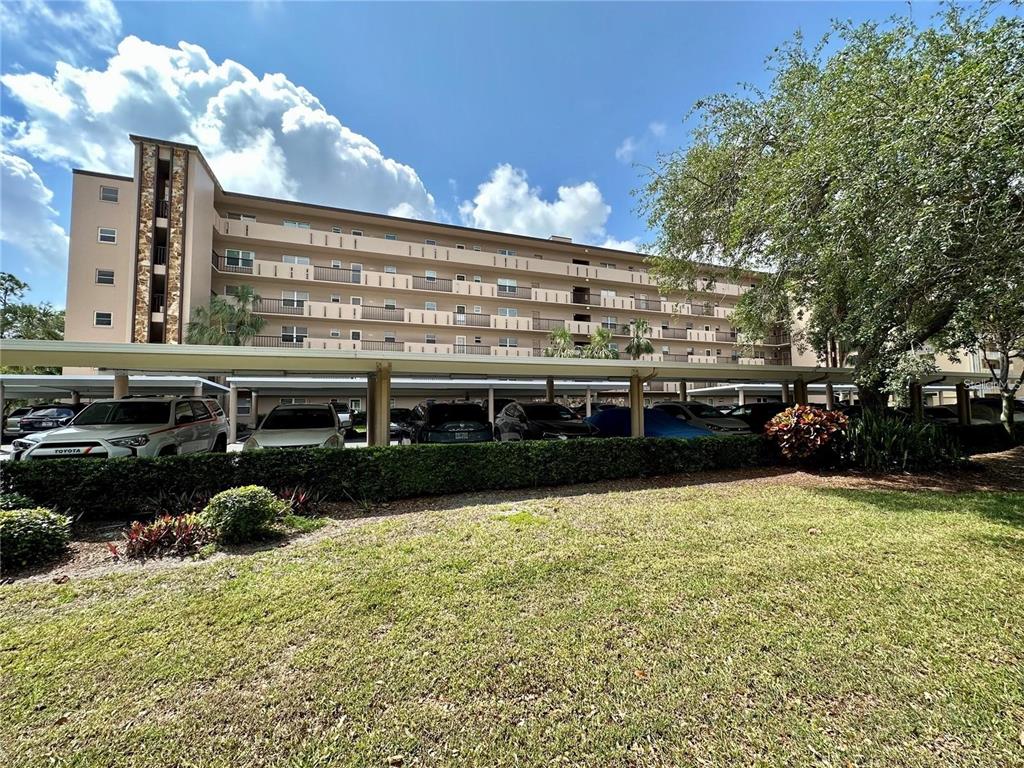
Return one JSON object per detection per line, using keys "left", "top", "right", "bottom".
{"left": 157, "top": 200, "right": 169, "bottom": 218}
{"left": 689, "top": 304, "right": 715, "bottom": 316}
{"left": 252, "top": 335, "right": 306, "bottom": 348}
{"left": 362, "top": 340, "right": 404, "bottom": 352}
{"left": 413, "top": 275, "right": 453, "bottom": 292}
{"left": 314, "top": 265, "right": 361, "bottom": 284}
{"left": 453, "top": 312, "right": 490, "bottom": 327}
{"left": 661, "top": 327, "right": 689, "bottom": 339}
{"left": 454, "top": 344, "right": 491, "bottom": 355}
{"left": 496, "top": 285, "right": 533, "bottom": 299}
{"left": 255, "top": 297, "right": 306, "bottom": 316}
{"left": 151, "top": 293, "right": 165, "bottom": 313}
{"left": 715, "top": 331, "right": 737, "bottom": 342}
{"left": 633, "top": 297, "right": 661, "bottom": 310}
{"left": 662, "top": 353, "right": 690, "bottom": 362}
{"left": 533, "top": 318, "right": 566, "bottom": 331}
{"left": 153, "top": 246, "right": 167, "bottom": 266}
{"left": 212, "top": 251, "right": 254, "bottom": 274}
{"left": 361, "top": 305, "right": 405, "bottom": 322}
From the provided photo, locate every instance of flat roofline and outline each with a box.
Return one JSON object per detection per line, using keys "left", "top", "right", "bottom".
{"left": 72, "top": 169, "right": 134, "bottom": 182}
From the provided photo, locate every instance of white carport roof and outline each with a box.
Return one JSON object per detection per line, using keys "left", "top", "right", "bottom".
{"left": 0, "top": 340, "right": 989, "bottom": 386}
{"left": 0, "top": 373, "right": 227, "bottom": 399}
{"left": 228, "top": 376, "right": 629, "bottom": 397}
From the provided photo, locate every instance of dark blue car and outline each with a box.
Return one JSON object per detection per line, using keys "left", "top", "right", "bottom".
{"left": 585, "top": 407, "right": 714, "bottom": 438}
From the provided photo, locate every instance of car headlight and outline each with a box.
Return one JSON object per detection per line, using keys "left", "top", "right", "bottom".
{"left": 243, "top": 436, "right": 260, "bottom": 451}
{"left": 12, "top": 439, "right": 32, "bottom": 451}
{"left": 110, "top": 434, "right": 150, "bottom": 448}
{"left": 322, "top": 434, "right": 340, "bottom": 448}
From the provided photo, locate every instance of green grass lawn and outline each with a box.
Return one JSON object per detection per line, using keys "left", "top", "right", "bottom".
{"left": 2, "top": 483, "right": 1023, "bottom": 767}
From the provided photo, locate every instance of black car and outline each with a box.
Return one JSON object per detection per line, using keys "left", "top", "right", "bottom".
{"left": 724, "top": 402, "right": 791, "bottom": 432}
{"left": 571, "top": 402, "right": 616, "bottom": 417}
{"left": 411, "top": 402, "right": 492, "bottom": 444}
{"left": 16, "top": 403, "right": 88, "bottom": 434}
{"left": 495, "top": 401, "right": 599, "bottom": 441}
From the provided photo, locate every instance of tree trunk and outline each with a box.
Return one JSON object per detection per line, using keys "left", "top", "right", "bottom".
{"left": 857, "top": 384, "right": 888, "bottom": 413}
{"left": 1001, "top": 393, "right": 1016, "bottom": 440}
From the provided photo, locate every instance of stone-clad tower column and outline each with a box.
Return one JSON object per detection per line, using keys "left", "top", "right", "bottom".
{"left": 131, "top": 142, "right": 158, "bottom": 343}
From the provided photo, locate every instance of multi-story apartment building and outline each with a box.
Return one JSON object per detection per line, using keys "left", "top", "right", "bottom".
{"left": 64, "top": 135, "right": 793, "bottom": 373}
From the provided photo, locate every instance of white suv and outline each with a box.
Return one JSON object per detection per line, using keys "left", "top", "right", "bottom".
{"left": 14, "top": 396, "right": 229, "bottom": 460}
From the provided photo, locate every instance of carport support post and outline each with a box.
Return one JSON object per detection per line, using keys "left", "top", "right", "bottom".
{"left": 629, "top": 371, "right": 644, "bottom": 437}
{"left": 113, "top": 372, "right": 129, "bottom": 399}
{"left": 250, "top": 391, "right": 259, "bottom": 428}
{"left": 487, "top": 387, "right": 495, "bottom": 424}
{"left": 71, "top": 390, "right": 81, "bottom": 406}
{"left": 227, "top": 383, "right": 238, "bottom": 445}
{"left": 0, "top": 382, "right": 5, "bottom": 424}
{"left": 545, "top": 376, "right": 555, "bottom": 403}
{"left": 781, "top": 382, "right": 791, "bottom": 404}
{"left": 825, "top": 382, "right": 835, "bottom": 411}
{"left": 365, "top": 372, "right": 377, "bottom": 446}
{"left": 193, "top": 381, "right": 203, "bottom": 397}
{"left": 794, "top": 379, "right": 808, "bottom": 405}
{"left": 585, "top": 387, "right": 592, "bottom": 417}
{"left": 955, "top": 382, "right": 972, "bottom": 426}
{"left": 909, "top": 382, "right": 924, "bottom": 422}
{"left": 372, "top": 363, "right": 392, "bottom": 447}
{"left": 737, "top": 387, "right": 746, "bottom": 406}
{"left": 678, "top": 380, "right": 687, "bottom": 401}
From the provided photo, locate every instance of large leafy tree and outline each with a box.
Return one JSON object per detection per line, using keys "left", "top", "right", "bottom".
{"left": 0, "top": 272, "right": 64, "bottom": 375}
{"left": 186, "top": 286, "right": 266, "bottom": 345}
{"left": 639, "top": 5, "right": 1024, "bottom": 410}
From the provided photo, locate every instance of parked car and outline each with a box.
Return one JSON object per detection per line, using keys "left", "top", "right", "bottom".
{"left": 244, "top": 404, "right": 344, "bottom": 451}
{"left": 389, "top": 408, "right": 415, "bottom": 443}
{"left": 652, "top": 401, "right": 751, "bottom": 434}
{"left": 713, "top": 405, "right": 736, "bottom": 415}
{"left": 16, "top": 403, "right": 88, "bottom": 435}
{"left": 343, "top": 409, "right": 409, "bottom": 442}
{"left": 411, "top": 401, "right": 492, "bottom": 444}
{"left": 13, "top": 396, "right": 228, "bottom": 460}
{"left": 970, "top": 397, "right": 1024, "bottom": 424}
{"left": 584, "top": 407, "right": 714, "bottom": 439}
{"left": 571, "top": 402, "right": 616, "bottom": 417}
{"left": 3, "top": 406, "right": 35, "bottom": 439}
{"left": 724, "top": 402, "right": 791, "bottom": 432}
{"left": 494, "top": 401, "right": 599, "bottom": 441}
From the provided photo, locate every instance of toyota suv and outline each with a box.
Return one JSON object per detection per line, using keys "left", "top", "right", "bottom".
{"left": 13, "top": 396, "right": 229, "bottom": 460}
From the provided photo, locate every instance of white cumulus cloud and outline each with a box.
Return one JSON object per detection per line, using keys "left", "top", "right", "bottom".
{"left": 614, "top": 136, "right": 639, "bottom": 164}
{"left": 1, "top": 0, "right": 122, "bottom": 65}
{"left": 0, "top": 152, "right": 69, "bottom": 273}
{"left": 1, "top": 35, "right": 437, "bottom": 218}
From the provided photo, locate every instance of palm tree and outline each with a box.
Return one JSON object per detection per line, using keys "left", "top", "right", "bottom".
{"left": 543, "top": 326, "right": 579, "bottom": 357}
{"left": 625, "top": 318, "right": 655, "bottom": 360}
{"left": 186, "top": 285, "right": 265, "bottom": 345}
{"left": 582, "top": 326, "right": 618, "bottom": 359}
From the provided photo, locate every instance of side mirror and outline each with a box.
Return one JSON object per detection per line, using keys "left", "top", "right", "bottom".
{"left": 340, "top": 417, "right": 353, "bottom": 429}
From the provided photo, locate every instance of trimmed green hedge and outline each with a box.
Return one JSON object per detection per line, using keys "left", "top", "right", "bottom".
{"left": 1, "top": 435, "right": 771, "bottom": 520}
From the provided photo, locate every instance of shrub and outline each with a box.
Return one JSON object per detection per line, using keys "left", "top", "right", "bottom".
{"left": 0, "top": 507, "right": 72, "bottom": 573}
{"left": 765, "top": 406, "right": 848, "bottom": 465}
{"left": 199, "top": 485, "right": 288, "bottom": 543}
{"left": 843, "top": 411, "right": 962, "bottom": 473}
{"left": 279, "top": 487, "right": 325, "bottom": 517}
{"left": 1, "top": 435, "right": 771, "bottom": 521}
{"left": 0, "top": 492, "right": 35, "bottom": 511}
{"left": 114, "top": 514, "right": 212, "bottom": 560}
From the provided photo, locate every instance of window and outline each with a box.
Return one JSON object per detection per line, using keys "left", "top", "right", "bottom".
{"left": 99, "top": 186, "right": 119, "bottom": 203}
{"left": 425, "top": 270, "right": 437, "bottom": 281}
{"left": 425, "top": 333, "right": 436, "bottom": 344}
{"left": 350, "top": 263, "right": 363, "bottom": 280}
{"left": 97, "top": 227, "right": 117, "bottom": 244}
{"left": 330, "top": 294, "right": 341, "bottom": 303}
{"left": 331, "top": 226, "right": 342, "bottom": 234}
{"left": 456, "top": 304, "right": 467, "bottom": 314}
{"left": 330, "top": 328, "right": 341, "bottom": 338}
{"left": 350, "top": 296, "right": 362, "bottom": 306}
{"left": 497, "top": 248, "right": 516, "bottom": 256}
{"left": 282, "top": 254, "right": 311, "bottom": 265}
{"left": 600, "top": 289, "right": 616, "bottom": 300}
{"left": 385, "top": 298, "right": 397, "bottom": 309}
{"left": 424, "top": 239, "right": 437, "bottom": 245}
{"left": 351, "top": 229, "right": 363, "bottom": 236}
{"left": 384, "top": 265, "right": 397, "bottom": 274}
{"left": 94, "top": 311, "right": 112, "bottom": 326}
{"left": 95, "top": 269, "right": 115, "bottom": 285}
{"left": 224, "top": 285, "right": 240, "bottom": 296}
{"left": 225, "top": 249, "right": 254, "bottom": 268}
{"left": 499, "top": 337, "right": 518, "bottom": 348}
{"left": 237, "top": 398, "right": 252, "bottom": 417}
{"left": 474, "top": 336, "right": 482, "bottom": 344}
{"left": 281, "top": 325, "right": 308, "bottom": 343}
{"left": 279, "top": 397, "right": 308, "bottom": 405}
{"left": 349, "top": 398, "right": 362, "bottom": 411}
{"left": 498, "top": 307, "right": 518, "bottom": 317}
{"left": 384, "top": 233, "right": 398, "bottom": 241}
{"left": 473, "top": 305, "right": 482, "bottom": 314}
{"left": 600, "top": 262, "right": 617, "bottom": 269}
{"left": 424, "top": 301, "right": 438, "bottom": 311}
{"left": 331, "top": 259, "right": 342, "bottom": 268}
{"left": 497, "top": 278, "right": 518, "bottom": 294}
{"left": 281, "top": 290, "right": 309, "bottom": 308}
{"left": 283, "top": 220, "right": 310, "bottom": 229}
{"left": 384, "top": 332, "right": 397, "bottom": 343}
{"left": 472, "top": 245, "right": 481, "bottom": 251}
{"left": 350, "top": 330, "right": 362, "bottom": 341}
{"left": 473, "top": 275, "right": 482, "bottom": 283}
{"left": 455, "top": 274, "right": 466, "bottom": 281}
{"left": 456, "top": 244, "right": 465, "bottom": 250}
{"left": 227, "top": 212, "right": 255, "bottom": 221}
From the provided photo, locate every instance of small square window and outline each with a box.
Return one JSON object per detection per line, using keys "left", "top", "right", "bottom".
{"left": 331, "top": 259, "right": 343, "bottom": 269}
{"left": 99, "top": 186, "right": 119, "bottom": 203}
{"left": 473, "top": 305, "right": 482, "bottom": 314}
{"left": 94, "top": 311, "right": 113, "bottom": 326}
{"left": 98, "top": 227, "right": 117, "bottom": 244}
{"left": 425, "top": 333, "right": 437, "bottom": 344}
{"left": 351, "top": 330, "right": 362, "bottom": 341}
{"left": 384, "top": 332, "right": 397, "bottom": 342}
{"left": 330, "top": 295, "right": 341, "bottom": 303}
{"left": 474, "top": 336, "right": 482, "bottom": 344}
{"left": 473, "top": 275, "right": 482, "bottom": 283}
{"left": 351, "top": 297, "right": 362, "bottom": 306}
{"left": 330, "top": 328, "right": 341, "bottom": 338}
{"left": 472, "top": 245, "right": 481, "bottom": 251}
{"left": 424, "top": 239, "right": 437, "bottom": 245}
{"left": 283, "top": 220, "right": 310, "bottom": 229}
{"left": 384, "top": 265, "right": 397, "bottom": 274}
{"left": 424, "top": 301, "right": 437, "bottom": 311}
{"left": 455, "top": 274, "right": 466, "bottom": 281}
{"left": 331, "top": 226, "right": 342, "bottom": 234}
{"left": 384, "top": 233, "right": 398, "bottom": 241}
{"left": 352, "top": 229, "right": 363, "bottom": 236}
{"left": 95, "top": 269, "right": 115, "bottom": 285}
{"left": 455, "top": 244, "right": 465, "bottom": 250}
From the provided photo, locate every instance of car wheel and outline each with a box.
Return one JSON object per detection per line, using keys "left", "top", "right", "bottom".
{"left": 158, "top": 445, "right": 177, "bottom": 457}
{"left": 212, "top": 434, "right": 227, "bottom": 453}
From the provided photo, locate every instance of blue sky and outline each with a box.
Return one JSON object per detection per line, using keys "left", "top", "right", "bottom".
{"left": 1, "top": 0, "right": 927, "bottom": 305}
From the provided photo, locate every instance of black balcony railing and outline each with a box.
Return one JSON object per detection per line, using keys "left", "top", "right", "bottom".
{"left": 764, "top": 334, "right": 792, "bottom": 346}
{"left": 633, "top": 298, "right": 661, "bottom": 310}
{"left": 362, "top": 340, "right": 404, "bottom": 352}
{"left": 254, "top": 298, "right": 306, "bottom": 315}
{"left": 157, "top": 199, "right": 169, "bottom": 218}
{"left": 602, "top": 322, "right": 631, "bottom": 335}
{"left": 533, "top": 318, "right": 565, "bottom": 331}
{"left": 252, "top": 335, "right": 306, "bottom": 348}
{"left": 689, "top": 304, "right": 715, "bottom": 316}
{"left": 497, "top": 285, "right": 532, "bottom": 299}
{"left": 453, "top": 312, "right": 490, "bottom": 327}
{"left": 571, "top": 292, "right": 598, "bottom": 304}
{"left": 212, "top": 251, "right": 254, "bottom": 274}
{"left": 662, "top": 353, "right": 690, "bottom": 362}
{"left": 660, "top": 327, "right": 689, "bottom": 339}
{"left": 313, "top": 265, "right": 362, "bottom": 284}
{"left": 153, "top": 245, "right": 167, "bottom": 265}
{"left": 717, "top": 356, "right": 739, "bottom": 365}
{"left": 413, "top": 276, "right": 453, "bottom": 292}
{"left": 361, "top": 305, "right": 405, "bottom": 322}
{"left": 715, "top": 331, "right": 738, "bottom": 342}
{"left": 454, "top": 344, "right": 491, "bottom": 355}
{"left": 151, "top": 293, "right": 165, "bottom": 313}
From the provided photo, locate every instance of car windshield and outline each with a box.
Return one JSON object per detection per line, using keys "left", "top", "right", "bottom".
{"left": 427, "top": 404, "right": 486, "bottom": 425}
{"left": 26, "top": 407, "right": 72, "bottom": 418}
{"left": 261, "top": 407, "right": 335, "bottom": 430}
{"left": 73, "top": 401, "right": 171, "bottom": 426}
{"left": 686, "top": 403, "right": 725, "bottom": 419}
{"left": 390, "top": 408, "right": 412, "bottom": 421}
{"left": 523, "top": 403, "right": 577, "bottom": 420}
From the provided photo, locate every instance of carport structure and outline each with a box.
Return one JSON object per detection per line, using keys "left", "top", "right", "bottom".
{"left": 0, "top": 340, "right": 985, "bottom": 445}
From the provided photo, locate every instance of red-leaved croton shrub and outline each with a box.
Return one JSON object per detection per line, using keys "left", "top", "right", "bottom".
{"left": 109, "top": 514, "right": 212, "bottom": 560}
{"left": 764, "top": 405, "right": 849, "bottom": 465}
